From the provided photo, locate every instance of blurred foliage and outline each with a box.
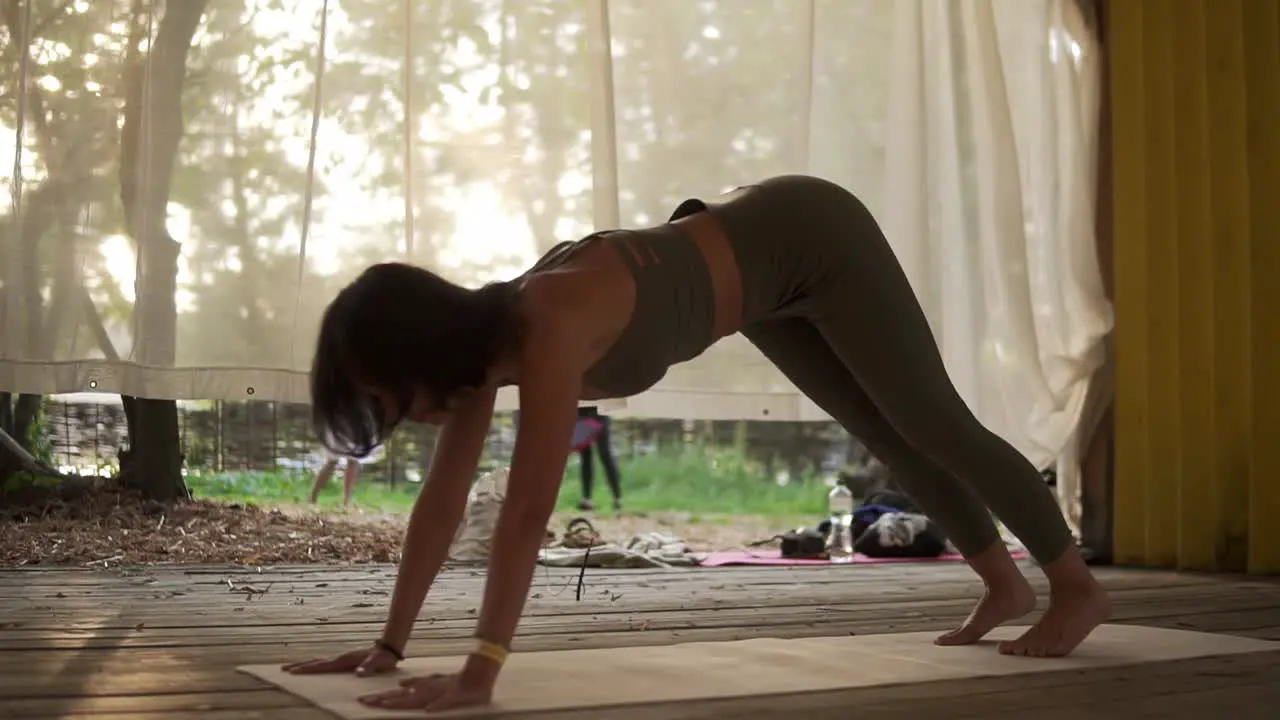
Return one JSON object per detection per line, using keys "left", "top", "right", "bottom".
{"left": 1, "top": 0, "right": 890, "bottom": 377}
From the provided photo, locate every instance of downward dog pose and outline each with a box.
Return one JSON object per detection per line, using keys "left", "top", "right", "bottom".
{"left": 283, "top": 175, "right": 1110, "bottom": 712}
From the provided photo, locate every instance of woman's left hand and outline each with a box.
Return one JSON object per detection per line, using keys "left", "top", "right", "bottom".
{"left": 358, "top": 672, "right": 493, "bottom": 713}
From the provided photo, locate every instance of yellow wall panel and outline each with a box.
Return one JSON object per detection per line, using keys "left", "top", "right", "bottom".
{"left": 1204, "top": 0, "right": 1255, "bottom": 571}
{"left": 1241, "top": 0, "right": 1280, "bottom": 575}
{"left": 1108, "top": 0, "right": 1151, "bottom": 568}
{"left": 1110, "top": 0, "right": 1280, "bottom": 574}
{"left": 1170, "top": 0, "right": 1217, "bottom": 571}
{"left": 1138, "top": 0, "right": 1182, "bottom": 568}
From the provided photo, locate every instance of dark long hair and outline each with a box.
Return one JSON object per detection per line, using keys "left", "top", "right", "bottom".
{"left": 310, "top": 262, "right": 519, "bottom": 457}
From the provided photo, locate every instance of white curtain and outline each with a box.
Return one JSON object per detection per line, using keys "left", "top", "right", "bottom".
{"left": 874, "top": 0, "right": 1110, "bottom": 530}
{"left": 0, "top": 0, "right": 1109, "bottom": 506}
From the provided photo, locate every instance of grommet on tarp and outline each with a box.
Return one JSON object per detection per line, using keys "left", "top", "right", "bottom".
{"left": 246, "top": 386, "right": 255, "bottom": 396}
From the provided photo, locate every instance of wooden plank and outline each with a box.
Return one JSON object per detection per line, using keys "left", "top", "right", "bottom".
{"left": 0, "top": 690, "right": 304, "bottom": 718}
{"left": 52, "top": 710, "right": 329, "bottom": 720}
{"left": 12, "top": 653, "right": 1279, "bottom": 720}
{"left": 0, "top": 669, "right": 268, "bottom": 699}
{"left": 976, "top": 683, "right": 1280, "bottom": 719}
{"left": 1, "top": 571, "right": 1247, "bottom": 631}
{"left": 0, "top": 571, "right": 1267, "bottom": 623}
{"left": 0, "top": 562, "right": 1232, "bottom": 599}
{"left": 1250, "top": 626, "right": 1280, "bottom": 640}
{"left": 1, "top": 571, "right": 1234, "bottom": 635}
{"left": 0, "top": 561, "right": 1235, "bottom": 594}
{"left": 0, "top": 566, "right": 1276, "bottom": 718}
{"left": 0, "top": 563, "right": 1005, "bottom": 593}
{"left": 2, "top": 645, "right": 1280, "bottom": 712}
{"left": 1, "top": 600, "right": 1276, "bottom": 696}
{"left": 279, "top": 653, "right": 1280, "bottom": 720}
{"left": 3, "top": 581, "right": 1274, "bottom": 649}
{"left": 1, "top": 587, "right": 1275, "bottom": 666}
{"left": 889, "top": 651, "right": 1280, "bottom": 717}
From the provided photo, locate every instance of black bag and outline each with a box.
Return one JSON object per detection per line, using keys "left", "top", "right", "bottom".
{"left": 779, "top": 527, "right": 828, "bottom": 559}
{"left": 854, "top": 512, "right": 948, "bottom": 559}
{"left": 850, "top": 489, "right": 920, "bottom": 537}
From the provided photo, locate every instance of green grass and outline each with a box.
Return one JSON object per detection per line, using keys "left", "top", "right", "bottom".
{"left": 584, "top": 445, "right": 828, "bottom": 515}
{"left": 0, "top": 471, "right": 65, "bottom": 501}
{"left": 185, "top": 444, "right": 832, "bottom": 519}
{"left": 184, "top": 468, "right": 421, "bottom": 513}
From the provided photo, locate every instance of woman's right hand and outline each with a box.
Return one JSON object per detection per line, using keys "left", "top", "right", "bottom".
{"left": 281, "top": 644, "right": 400, "bottom": 676}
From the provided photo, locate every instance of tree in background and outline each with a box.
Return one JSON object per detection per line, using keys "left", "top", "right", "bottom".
{"left": 115, "top": 0, "right": 210, "bottom": 502}
{"left": 0, "top": 0, "right": 211, "bottom": 500}
{"left": 0, "top": 0, "right": 127, "bottom": 457}
{"left": 1, "top": 0, "right": 891, "bottom": 493}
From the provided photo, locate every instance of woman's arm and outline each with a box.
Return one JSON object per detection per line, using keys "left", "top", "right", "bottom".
{"left": 459, "top": 320, "right": 583, "bottom": 688}
{"left": 378, "top": 386, "right": 497, "bottom": 655}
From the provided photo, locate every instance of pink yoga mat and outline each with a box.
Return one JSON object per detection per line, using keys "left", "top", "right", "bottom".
{"left": 696, "top": 547, "right": 1029, "bottom": 567}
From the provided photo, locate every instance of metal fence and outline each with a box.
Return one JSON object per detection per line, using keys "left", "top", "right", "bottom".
{"left": 39, "top": 396, "right": 854, "bottom": 484}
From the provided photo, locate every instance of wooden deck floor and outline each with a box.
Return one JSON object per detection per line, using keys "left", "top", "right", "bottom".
{"left": 1, "top": 561, "right": 1278, "bottom": 719}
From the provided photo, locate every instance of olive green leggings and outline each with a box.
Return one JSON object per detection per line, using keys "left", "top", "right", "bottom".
{"left": 702, "top": 175, "right": 1074, "bottom": 565}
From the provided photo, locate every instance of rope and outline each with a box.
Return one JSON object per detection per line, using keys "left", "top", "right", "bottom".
{"left": 289, "top": 0, "right": 330, "bottom": 361}
{"left": 537, "top": 517, "right": 599, "bottom": 600}
{"left": 537, "top": 549, "right": 585, "bottom": 599}
{"left": 575, "top": 543, "right": 591, "bottom": 601}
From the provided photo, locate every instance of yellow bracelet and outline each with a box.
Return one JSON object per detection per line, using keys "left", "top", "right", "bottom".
{"left": 472, "top": 639, "right": 510, "bottom": 666}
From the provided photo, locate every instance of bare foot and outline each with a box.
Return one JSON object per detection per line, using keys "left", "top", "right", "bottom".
{"left": 999, "top": 580, "right": 1111, "bottom": 657}
{"left": 935, "top": 575, "right": 1037, "bottom": 646}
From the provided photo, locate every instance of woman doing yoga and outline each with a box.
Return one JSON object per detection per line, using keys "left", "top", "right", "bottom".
{"left": 284, "top": 175, "right": 1111, "bottom": 712}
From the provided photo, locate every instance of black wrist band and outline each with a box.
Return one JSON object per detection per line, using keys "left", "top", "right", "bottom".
{"left": 374, "top": 639, "right": 405, "bottom": 661}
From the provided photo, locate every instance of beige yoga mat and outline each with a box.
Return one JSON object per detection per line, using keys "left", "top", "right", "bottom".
{"left": 240, "top": 624, "right": 1276, "bottom": 719}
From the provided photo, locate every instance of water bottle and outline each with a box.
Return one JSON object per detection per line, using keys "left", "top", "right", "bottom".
{"left": 827, "top": 483, "right": 855, "bottom": 563}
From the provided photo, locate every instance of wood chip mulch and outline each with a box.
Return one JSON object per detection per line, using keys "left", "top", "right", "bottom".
{"left": 0, "top": 480, "right": 407, "bottom": 568}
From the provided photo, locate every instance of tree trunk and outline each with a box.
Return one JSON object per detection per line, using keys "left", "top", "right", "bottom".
{"left": 11, "top": 394, "right": 41, "bottom": 450}
{"left": 0, "top": 389, "right": 42, "bottom": 450}
{"left": 0, "top": 394, "right": 42, "bottom": 455}
{"left": 0, "top": 424, "right": 68, "bottom": 487}
{"left": 116, "top": 0, "right": 209, "bottom": 503}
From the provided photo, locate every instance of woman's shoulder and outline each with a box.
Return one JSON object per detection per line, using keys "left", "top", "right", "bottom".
{"left": 512, "top": 276, "right": 599, "bottom": 371}
{"left": 528, "top": 229, "right": 627, "bottom": 276}
{"left": 530, "top": 240, "right": 576, "bottom": 272}
{"left": 517, "top": 273, "right": 587, "bottom": 328}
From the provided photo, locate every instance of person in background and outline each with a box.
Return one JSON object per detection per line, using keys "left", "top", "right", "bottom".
{"left": 576, "top": 406, "right": 622, "bottom": 512}
{"left": 309, "top": 450, "right": 361, "bottom": 507}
